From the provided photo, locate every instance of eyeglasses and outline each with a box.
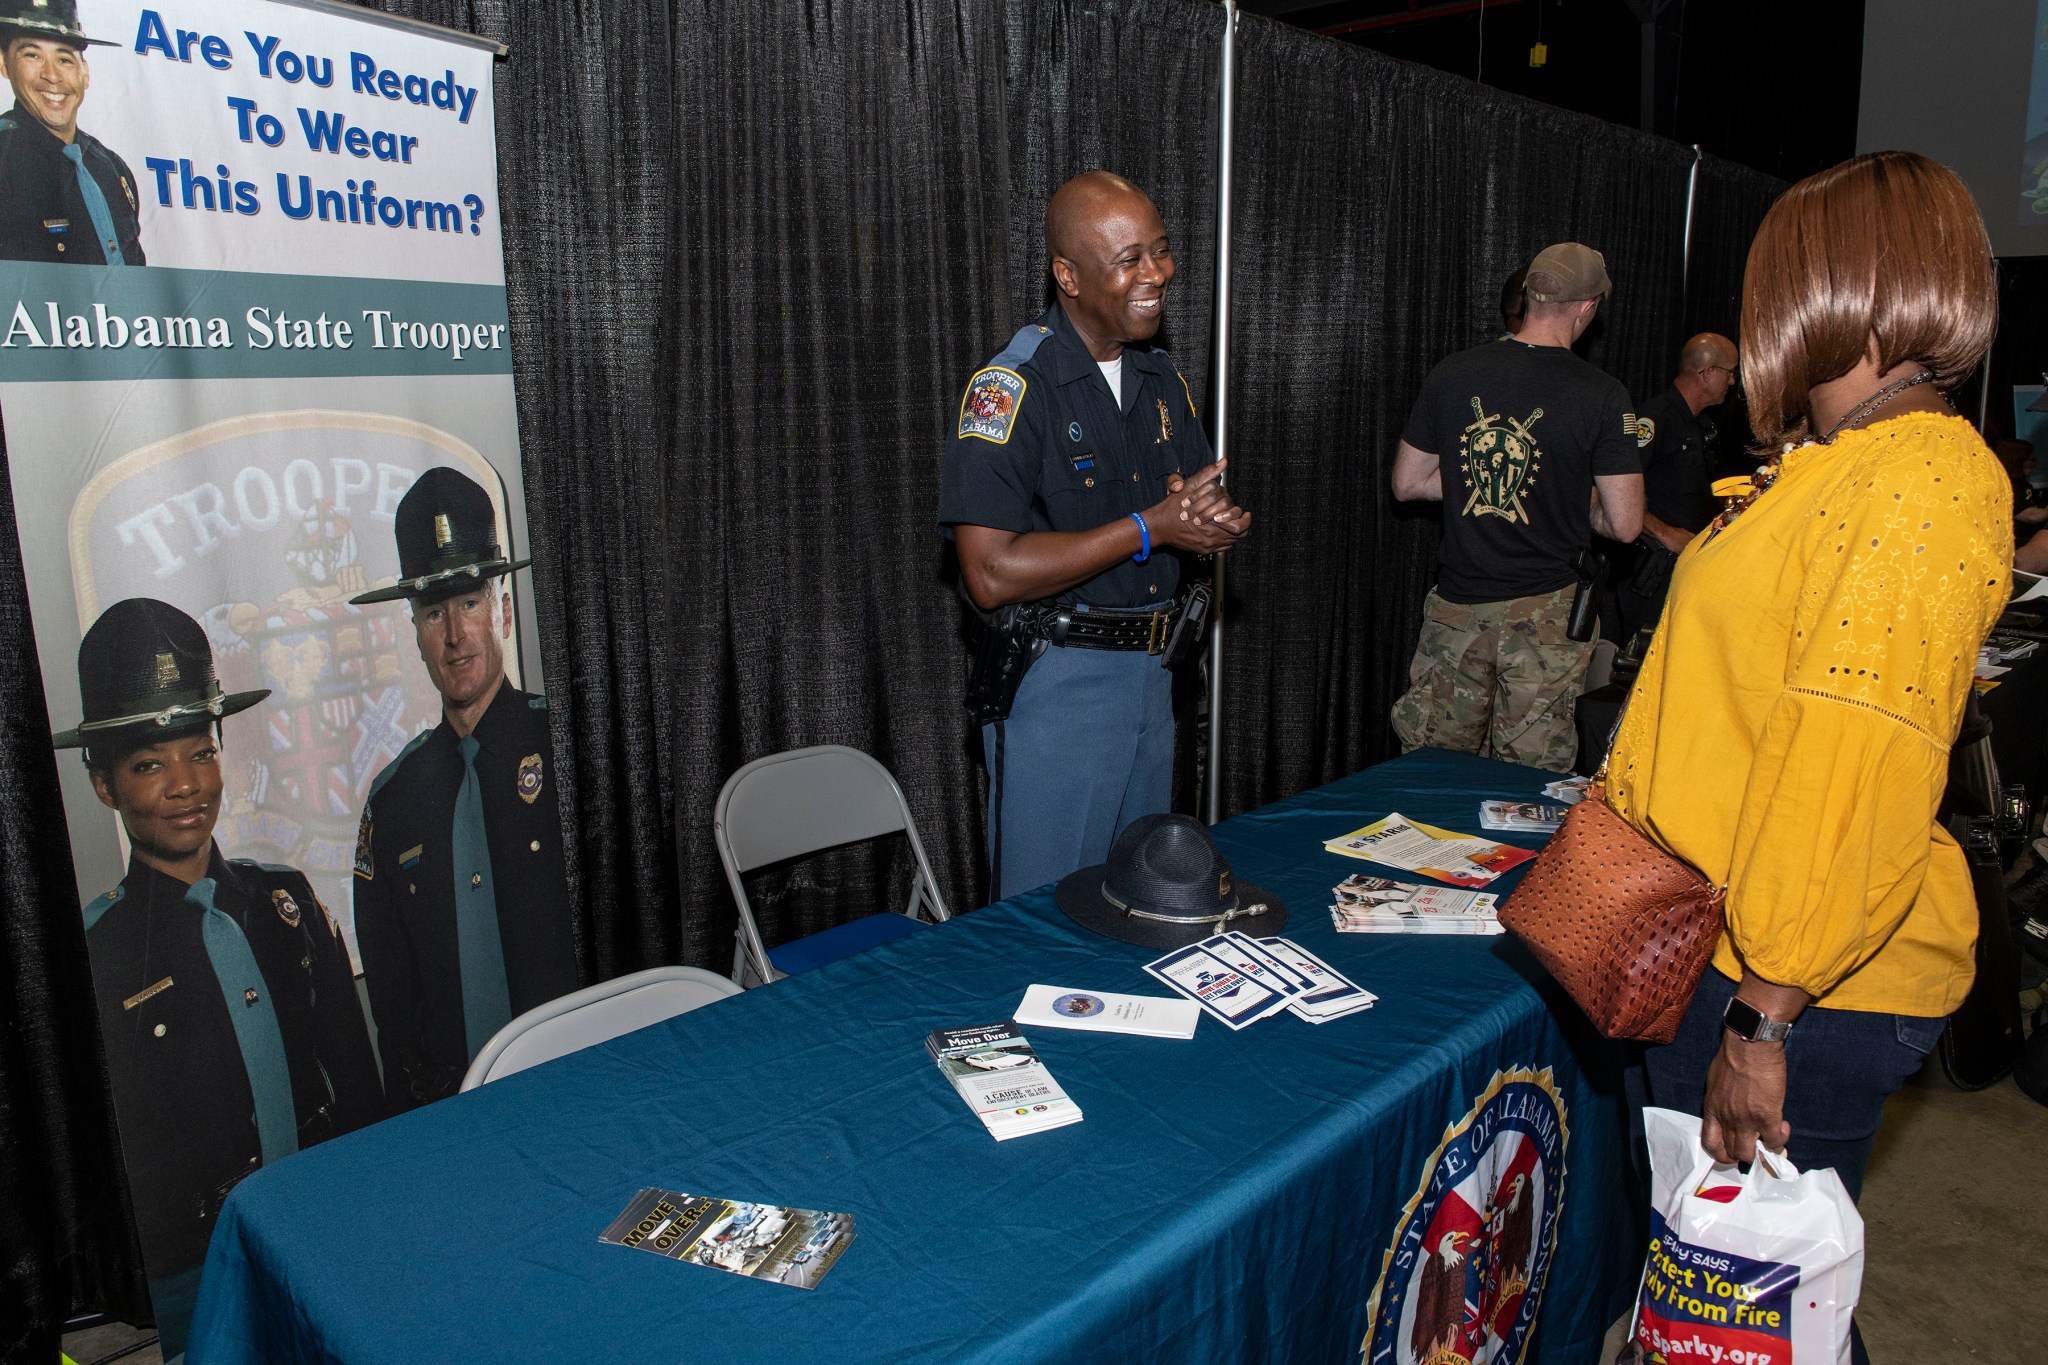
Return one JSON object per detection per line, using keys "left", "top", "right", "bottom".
{"left": 1703, "top": 364, "right": 1739, "bottom": 381}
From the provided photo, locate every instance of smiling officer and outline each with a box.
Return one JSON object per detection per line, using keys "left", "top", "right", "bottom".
{"left": 0, "top": 0, "right": 144, "bottom": 265}
{"left": 61, "top": 598, "right": 381, "bottom": 1359}
{"left": 939, "top": 171, "right": 1251, "bottom": 901}
{"left": 349, "top": 468, "right": 577, "bottom": 1111}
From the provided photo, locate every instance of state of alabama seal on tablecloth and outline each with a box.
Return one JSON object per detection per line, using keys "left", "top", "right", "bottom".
{"left": 1361, "top": 1067, "right": 1568, "bottom": 1365}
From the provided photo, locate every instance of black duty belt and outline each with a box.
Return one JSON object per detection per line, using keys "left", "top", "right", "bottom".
{"left": 1039, "top": 601, "right": 1181, "bottom": 654}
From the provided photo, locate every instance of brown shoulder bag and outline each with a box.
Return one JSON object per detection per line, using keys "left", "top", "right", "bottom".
{"left": 1496, "top": 787, "right": 1724, "bottom": 1045}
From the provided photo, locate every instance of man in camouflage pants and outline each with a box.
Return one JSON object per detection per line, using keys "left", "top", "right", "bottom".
{"left": 1389, "top": 243, "right": 1644, "bottom": 772}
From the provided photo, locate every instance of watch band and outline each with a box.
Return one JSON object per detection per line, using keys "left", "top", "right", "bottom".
{"left": 1722, "top": 995, "right": 1793, "bottom": 1044}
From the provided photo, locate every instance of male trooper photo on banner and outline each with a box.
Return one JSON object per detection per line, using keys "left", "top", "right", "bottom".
{"left": 58, "top": 599, "right": 383, "bottom": 1360}
{"left": 0, "top": 0, "right": 144, "bottom": 265}
{"left": 350, "top": 467, "right": 577, "bottom": 1111}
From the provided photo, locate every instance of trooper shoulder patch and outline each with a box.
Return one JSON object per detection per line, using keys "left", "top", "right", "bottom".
{"left": 528, "top": 695, "right": 548, "bottom": 711}
{"left": 1635, "top": 414, "right": 1657, "bottom": 448}
{"left": 958, "top": 367, "right": 1026, "bottom": 444}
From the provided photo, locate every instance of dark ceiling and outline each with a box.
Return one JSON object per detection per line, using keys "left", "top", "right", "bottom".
{"left": 1238, "top": 0, "right": 1867, "bottom": 185}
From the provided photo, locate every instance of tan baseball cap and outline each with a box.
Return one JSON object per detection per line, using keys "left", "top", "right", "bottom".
{"left": 1524, "top": 243, "right": 1612, "bottom": 302}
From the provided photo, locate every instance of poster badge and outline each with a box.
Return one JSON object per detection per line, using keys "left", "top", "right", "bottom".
{"left": 517, "top": 752, "right": 544, "bottom": 804}
{"left": 271, "top": 888, "right": 302, "bottom": 927}
{"left": 1361, "top": 1067, "right": 1567, "bottom": 1365}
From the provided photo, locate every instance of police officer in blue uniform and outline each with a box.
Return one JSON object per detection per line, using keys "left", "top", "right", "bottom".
{"left": 939, "top": 171, "right": 1251, "bottom": 900}
{"left": 350, "top": 468, "right": 578, "bottom": 1111}
{"left": 60, "top": 599, "right": 382, "bottom": 1360}
{"left": 0, "top": 0, "right": 144, "bottom": 266}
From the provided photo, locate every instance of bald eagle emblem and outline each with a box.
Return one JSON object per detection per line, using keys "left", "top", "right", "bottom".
{"left": 1361, "top": 1068, "right": 1567, "bottom": 1365}
{"left": 1459, "top": 398, "right": 1544, "bottom": 525}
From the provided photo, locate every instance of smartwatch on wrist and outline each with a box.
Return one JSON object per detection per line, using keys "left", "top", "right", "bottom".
{"left": 1722, "top": 996, "right": 1793, "bottom": 1044}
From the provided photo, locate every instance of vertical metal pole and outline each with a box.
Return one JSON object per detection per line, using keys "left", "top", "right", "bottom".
{"left": 1203, "top": 0, "right": 1237, "bottom": 826}
{"left": 1681, "top": 144, "right": 1701, "bottom": 316}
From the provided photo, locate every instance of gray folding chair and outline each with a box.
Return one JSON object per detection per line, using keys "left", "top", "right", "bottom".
{"left": 714, "top": 744, "right": 950, "bottom": 987}
{"left": 459, "top": 965, "right": 740, "bottom": 1090}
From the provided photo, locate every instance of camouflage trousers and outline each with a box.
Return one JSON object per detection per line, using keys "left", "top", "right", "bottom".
{"left": 1390, "top": 584, "right": 1594, "bottom": 773}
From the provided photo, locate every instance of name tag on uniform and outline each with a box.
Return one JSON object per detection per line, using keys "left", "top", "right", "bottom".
{"left": 1068, "top": 451, "right": 1095, "bottom": 471}
{"left": 124, "top": 976, "right": 173, "bottom": 1010}
{"left": 399, "top": 843, "right": 424, "bottom": 869}
{"left": 42, "top": 218, "right": 69, "bottom": 233}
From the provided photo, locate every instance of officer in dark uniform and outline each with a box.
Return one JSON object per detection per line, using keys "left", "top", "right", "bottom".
{"left": 1616, "top": 331, "right": 1739, "bottom": 641}
{"left": 349, "top": 467, "right": 577, "bottom": 1111}
{"left": 938, "top": 171, "right": 1250, "bottom": 900}
{"left": 58, "top": 599, "right": 382, "bottom": 1360}
{"left": 0, "top": 0, "right": 145, "bottom": 266}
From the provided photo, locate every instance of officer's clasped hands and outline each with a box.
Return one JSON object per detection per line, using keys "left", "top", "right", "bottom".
{"left": 1155, "top": 458, "right": 1250, "bottom": 554}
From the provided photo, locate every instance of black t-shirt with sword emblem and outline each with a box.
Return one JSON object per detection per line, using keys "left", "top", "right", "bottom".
{"left": 1401, "top": 339, "right": 1639, "bottom": 604}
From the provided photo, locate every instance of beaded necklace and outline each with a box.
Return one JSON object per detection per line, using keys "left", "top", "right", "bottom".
{"left": 1706, "top": 368, "right": 1938, "bottom": 537}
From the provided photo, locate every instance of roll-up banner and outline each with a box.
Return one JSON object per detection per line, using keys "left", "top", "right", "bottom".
{"left": 0, "top": 0, "right": 560, "bottom": 1348}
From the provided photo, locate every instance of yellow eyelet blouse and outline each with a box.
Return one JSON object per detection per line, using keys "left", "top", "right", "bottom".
{"left": 1607, "top": 412, "right": 2013, "bottom": 1016}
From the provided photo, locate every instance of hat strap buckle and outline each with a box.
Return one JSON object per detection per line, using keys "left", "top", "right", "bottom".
{"left": 74, "top": 689, "right": 228, "bottom": 736}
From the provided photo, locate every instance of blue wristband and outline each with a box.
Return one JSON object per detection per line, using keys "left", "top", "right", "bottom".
{"left": 1128, "top": 512, "right": 1150, "bottom": 563}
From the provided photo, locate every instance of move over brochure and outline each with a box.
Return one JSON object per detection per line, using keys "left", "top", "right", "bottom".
{"left": 927, "top": 1022, "right": 1083, "bottom": 1140}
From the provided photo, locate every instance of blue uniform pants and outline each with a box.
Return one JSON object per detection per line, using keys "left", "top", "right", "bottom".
{"left": 982, "top": 643, "right": 1174, "bottom": 902}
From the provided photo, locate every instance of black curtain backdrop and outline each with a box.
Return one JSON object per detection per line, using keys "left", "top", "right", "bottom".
{"left": 0, "top": 1, "right": 1782, "bottom": 1355}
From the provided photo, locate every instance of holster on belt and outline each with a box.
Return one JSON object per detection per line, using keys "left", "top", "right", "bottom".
{"left": 965, "top": 600, "right": 1047, "bottom": 726}
{"left": 1567, "top": 547, "right": 1607, "bottom": 643}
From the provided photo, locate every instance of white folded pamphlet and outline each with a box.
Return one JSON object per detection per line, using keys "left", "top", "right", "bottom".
{"left": 1014, "top": 984, "right": 1200, "bottom": 1039}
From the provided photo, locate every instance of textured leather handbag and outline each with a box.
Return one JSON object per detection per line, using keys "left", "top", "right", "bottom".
{"left": 1497, "top": 788, "right": 1724, "bottom": 1045}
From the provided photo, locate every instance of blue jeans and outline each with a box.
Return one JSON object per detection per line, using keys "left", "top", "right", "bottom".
{"left": 981, "top": 641, "right": 1173, "bottom": 901}
{"left": 1643, "top": 968, "right": 1945, "bottom": 1365}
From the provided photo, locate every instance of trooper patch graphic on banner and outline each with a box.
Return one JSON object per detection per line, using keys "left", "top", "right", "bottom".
{"left": 1458, "top": 398, "right": 1545, "bottom": 525}
{"left": 1361, "top": 1067, "right": 1568, "bottom": 1365}
{"left": 958, "top": 367, "right": 1027, "bottom": 444}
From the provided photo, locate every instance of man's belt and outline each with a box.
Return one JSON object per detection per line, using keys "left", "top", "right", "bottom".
{"left": 1041, "top": 602, "right": 1181, "bottom": 654}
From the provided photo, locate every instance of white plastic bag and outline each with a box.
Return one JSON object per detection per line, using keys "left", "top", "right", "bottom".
{"left": 1631, "top": 1107, "right": 1864, "bottom": 1365}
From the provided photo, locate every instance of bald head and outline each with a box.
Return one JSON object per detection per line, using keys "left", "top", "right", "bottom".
{"left": 1674, "top": 331, "right": 1738, "bottom": 413}
{"left": 1044, "top": 171, "right": 1175, "bottom": 361}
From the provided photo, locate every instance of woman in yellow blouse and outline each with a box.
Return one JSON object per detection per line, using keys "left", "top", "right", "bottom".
{"left": 1608, "top": 151, "right": 2009, "bottom": 1238}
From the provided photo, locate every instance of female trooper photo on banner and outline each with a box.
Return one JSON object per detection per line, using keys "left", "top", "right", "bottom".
{"left": 59, "top": 599, "right": 383, "bottom": 1361}
{"left": 0, "top": 0, "right": 145, "bottom": 265}
{"left": 350, "top": 467, "right": 577, "bottom": 1112}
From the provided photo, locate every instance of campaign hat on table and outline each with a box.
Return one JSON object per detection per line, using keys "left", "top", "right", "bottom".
{"left": 52, "top": 598, "right": 270, "bottom": 754}
{"left": 0, "top": 0, "right": 117, "bottom": 47}
{"left": 1524, "top": 242, "right": 1612, "bottom": 302}
{"left": 1055, "top": 813, "right": 1287, "bottom": 950}
{"left": 349, "top": 467, "right": 529, "bottom": 606}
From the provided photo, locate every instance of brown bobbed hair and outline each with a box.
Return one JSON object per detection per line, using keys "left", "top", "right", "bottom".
{"left": 1739, "top": 150, "right": 1995, "bottom": 446}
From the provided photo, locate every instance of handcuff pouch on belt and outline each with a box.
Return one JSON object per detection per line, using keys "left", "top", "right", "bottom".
{"left": 964, "top": 582, "right": 1212, "bottom": 724}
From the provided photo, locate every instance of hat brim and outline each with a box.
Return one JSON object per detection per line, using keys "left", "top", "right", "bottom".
{"left": 349, "top": 558, "right": 529, "bottom": 606}
{"left": 1053, "top": 864, "right": 1288, "bottom": 951}
{"left": 0, "top": 21, "right": 117, "bottom": 46}
{"left": 53, "top": 687, "right": 271, "bottom": 750}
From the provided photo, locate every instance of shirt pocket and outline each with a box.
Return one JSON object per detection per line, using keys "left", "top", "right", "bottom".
{"left": 1042, "top": 451, "right": 1116, "bottom": 531}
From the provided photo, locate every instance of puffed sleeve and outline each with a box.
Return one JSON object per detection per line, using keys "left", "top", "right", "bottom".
{"left": 1719, "top": 437, "right": 2011, "bottom": 995}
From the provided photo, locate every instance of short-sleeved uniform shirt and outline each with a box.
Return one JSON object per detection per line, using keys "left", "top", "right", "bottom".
{"left": 0, "top": 108, "right": 145, "bottom": 265}
{"left": 1634, "top": 383, "right": 1716, "bottom": 534}
{"left": 1402, "top": 339, "right": 1640, "bottom": 603}
{"left": 937, "top": 303, "right": 1210, "bottom": 610}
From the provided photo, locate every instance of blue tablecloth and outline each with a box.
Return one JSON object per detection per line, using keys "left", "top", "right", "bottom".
{"left": 188, "top": 749, "right": 1638, "bottom": 1364}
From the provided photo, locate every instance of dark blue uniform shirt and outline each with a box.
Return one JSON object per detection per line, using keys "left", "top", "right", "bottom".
{"left": 0, "top": 106, "right": 145, "bottom": 265}
{"left": 937, "top": 304, "right": 1210, "bottom": 609}
{"left": 85, "top": 848, "right": 382, "bottom": 1276}
{"left": 353, "top": 682, "right": 578, "bottom": 1111}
